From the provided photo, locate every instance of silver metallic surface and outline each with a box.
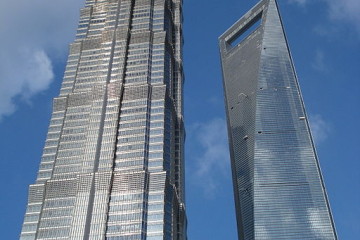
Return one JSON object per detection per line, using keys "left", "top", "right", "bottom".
{"left": 219, "top": 0, "right": 337, "bottom": 239}
{"left": 20, "top": 0, "right": 186, "bottom": 239}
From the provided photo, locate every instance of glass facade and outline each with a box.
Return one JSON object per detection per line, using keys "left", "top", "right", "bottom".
{"left": 20, "top": 0, "right": 186, "bottom": 239}
{"left": 219, "top": 0, "right": 337, "bottom": 239}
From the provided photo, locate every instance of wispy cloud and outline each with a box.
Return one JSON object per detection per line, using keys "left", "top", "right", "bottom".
{"left": 325, "top": 0, "right": 360, "bottom": 33}
{"left": 309, "top": 114, "right": 331, "bottom": 145}
{"left": 0, "top": 0, "right": 83, "bottom": 121}
{"left": 190, "top": 118, "right": 230, "bottom": 197}
{"left": 288, "top": 0, "right": 309, "bottom": 6}
{"left": 288, "top": 0, "right": 360, "bottom": 36}
{"left": 312, "top": 50, "right": 327, "bottom": 72}
{"left": 312, "top": 24, "right": 339, "bottom": 38}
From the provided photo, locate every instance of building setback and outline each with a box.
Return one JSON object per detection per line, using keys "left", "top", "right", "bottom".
{"left": 20, "top": 0, "right": 186, "bottom": 239}
{"left": 219, "top": 0, "right": 337, "bottom": 239}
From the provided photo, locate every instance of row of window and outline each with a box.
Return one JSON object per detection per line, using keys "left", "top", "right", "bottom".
{"left": 44, "top": 140, "right": 58, "bottom": 147}
{"left": 115, "top": 159, "right": 144, "bottom": 169}
{"left": 66, "top": 106, "right": 91, "bottom": 114}
{"left": 110, "top": 193, "right": 144, "bottom": 202}
{"left": 106, "top": 234, "right": 143, "bottom": 240}
{"left": 58, "top": 149, "right": 84, "bottom": 157}
{"left": 116, "top": 151, "right": 145, "bottom": 159}
{"left": 121, "top": 99, "right": 148, "bottom": 108}
{"left": 37, "top": 227, "right": 70, "bottom": 239}
{"left": 118, "top": 127, "right": 146, "bottom": 137}
{"left": 118, "top": 143, "right": 145, "bottom": 151}
{"left": 37, "top": 169, "right": 53, "bottom": 179}
{"left": 119, "top": 120, "right": 147, "bottom": 129}
{"left": 120, "top": 113, "right": 147, "bottom": 122}
{"left": 121, "top": 107, "right": 147, "bottom": 115}
{"left": 41, "top": 207, "right": 73, "bottom": 218}
{"left": 62, "top": 127, "right": 87, "bottom": 135}
{"left": 21, "top": 223, "right": 37, "bottom": 233}
{"left": 54, "top": 165, "right": 81, "bottom": 174}
{"left": 39, "top": 163, "right": 53, "bottom": 170}
{"left": 43, "top": 198, "right": 75, "bottom": 209}
{"left": 118, "top": 135, "right": 145, "bottom": 144}
{"left": 109, "top": 202, "right": 144, "bottom": 212}
{"left": 108, "top": 212, "right": 142, "bottom": 222}
{"left": 39, "top": 217, "right": 72, "bottom": 228}
{"left": 23, "top": 214, "right": 40, "bottom": 223}
{"left": 107, "top": 223, "right": 142, "bottom": 234}
{"left": 55, "top": 157, "right": 82, "bottom": 166}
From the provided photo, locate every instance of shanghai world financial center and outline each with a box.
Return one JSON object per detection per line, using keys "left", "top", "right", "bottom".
{"left": 20, "top": 0, "right": 336, "bottom": 239}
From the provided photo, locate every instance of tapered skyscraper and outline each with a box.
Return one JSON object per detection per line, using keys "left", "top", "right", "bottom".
{"left": 219, "top": 0, "right": 336, "bottom": 239}
{"left": 20, "top": 0, "right": 186, "bottom": 239}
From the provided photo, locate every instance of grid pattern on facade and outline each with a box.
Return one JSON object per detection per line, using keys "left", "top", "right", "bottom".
{"left": 20, "top": 0, "right": 186, "bottom": 239}
{"left": 219, "top": 0, "right": 337, "bottom": 239}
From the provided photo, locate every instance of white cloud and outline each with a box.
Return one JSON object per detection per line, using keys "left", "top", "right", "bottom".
{"left": 309, "top": 114, "right": 331, "bottom": 145}
{"left": 0, "top": 0, "right": 83, "bottom": 121}
{"left": 190, "top": 118, "right": 230, "bottom": 197}
{"left": 0, "top": 49, "right": 54, "bottom": 118}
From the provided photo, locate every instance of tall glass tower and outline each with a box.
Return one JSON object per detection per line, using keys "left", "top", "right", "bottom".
{"left": 219, "top": 0, "right": 337, "bottom": 239}
{"left": 20, "top": 0, "right": 186, "bottom": 239}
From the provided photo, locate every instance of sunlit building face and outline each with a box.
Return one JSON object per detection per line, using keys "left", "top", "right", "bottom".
{"left": 20, "top": 0, "right": 186, "bottom": 239}
{"left": 219, "top": 0, "right": 337, "bottom": 239}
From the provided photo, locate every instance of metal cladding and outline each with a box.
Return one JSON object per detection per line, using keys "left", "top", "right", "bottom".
{"left": 219, "top": 0, "right": 337, "bottom": 239}
{"left": 20, "top": 0, "right": 186, "bottom": 239}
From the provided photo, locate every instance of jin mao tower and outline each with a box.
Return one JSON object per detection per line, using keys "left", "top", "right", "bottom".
{"left": 219, "top": 0, "right": 337, "bottom": 239}
{"left": 20, "top": 0, "right": 186, "bottom": 239}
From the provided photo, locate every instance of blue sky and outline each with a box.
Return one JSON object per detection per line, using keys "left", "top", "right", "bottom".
{"left": 0, "top": 0, "right": 359, "bottom": 239}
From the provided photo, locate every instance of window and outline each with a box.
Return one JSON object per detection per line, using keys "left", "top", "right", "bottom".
{"left": 228, "top": 12, "right": 262, "bottom": 48}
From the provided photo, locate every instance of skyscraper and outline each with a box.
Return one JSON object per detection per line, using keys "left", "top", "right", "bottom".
{"left": 219, "top": 0, "right": 337, "bottom": 239}
{"left": 20, "top": 0, "right": 186, "bottom": 239}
